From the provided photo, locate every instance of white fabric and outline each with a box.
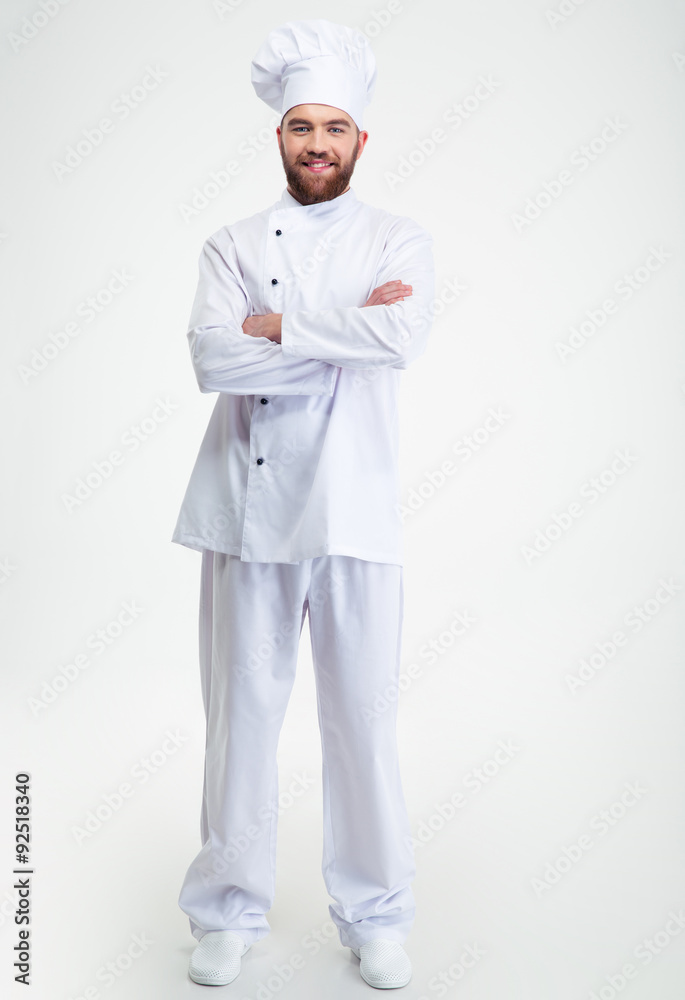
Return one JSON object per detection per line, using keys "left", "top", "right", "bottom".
{"left": 188, "top": 930, "right": 250, "bottom": 985}
{"left": 178, "top": 551, "right": 416, "bottom": 949}
{"left": 353, "top": 939, "right": 413, "bottom": 988}
{"left": 171, "top": 186, "right": 435, "bottom": 566}
{"left": 251, "top": 19, "right": 376, "bottom": 128}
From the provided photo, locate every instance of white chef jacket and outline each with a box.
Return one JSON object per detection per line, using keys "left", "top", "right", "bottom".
{"left": 171, "top": 185, "right": 435, "bottom": 565}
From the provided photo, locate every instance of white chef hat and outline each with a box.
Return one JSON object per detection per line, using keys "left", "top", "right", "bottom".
{"left": 251, "top": 19, "right": 377, "bottom": 130}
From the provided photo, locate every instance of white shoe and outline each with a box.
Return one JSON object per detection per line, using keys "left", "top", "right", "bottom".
{"left": 351, "top": 939, "right": 412, "bottom": 989}
{"left": 189, "top": 930, "right": 250, "bottom": 986}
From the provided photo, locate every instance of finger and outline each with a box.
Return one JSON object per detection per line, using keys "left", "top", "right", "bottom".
{"left": 365, "top": 284, "right": 412, "bottom": 307}
{"left": 378, "top": 288, "right": 412, "bottom": 304}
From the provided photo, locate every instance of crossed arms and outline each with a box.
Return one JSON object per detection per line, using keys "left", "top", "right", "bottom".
{"left": 187, "top": 225, "right": 434, "bottom": 396}
{"left": 242, "top": 280, "right": 414, "bottom": 343}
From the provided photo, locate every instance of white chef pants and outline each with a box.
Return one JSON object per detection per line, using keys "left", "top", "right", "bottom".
{"left": 178, "top": 550, "right": 416, "bottom": 950}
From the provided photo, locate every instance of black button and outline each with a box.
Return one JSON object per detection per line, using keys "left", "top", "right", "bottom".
{"left": 260, "top": 398, "right": 269, "bottom": 405}
{"left": 275, "top": 229, "right": 282, "bottom": 236}
{"left": 256, "top": 457, "right": 264, "bottom": 465}
{"left": 271, "top": 278, "right": 278, "bottom": 285}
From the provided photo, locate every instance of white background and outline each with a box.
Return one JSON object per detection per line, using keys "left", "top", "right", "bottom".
{"left": 2, "top": 0, "right": 685, "bottom": 998}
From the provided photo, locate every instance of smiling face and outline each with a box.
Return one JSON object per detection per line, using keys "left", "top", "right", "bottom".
{"left": 276, "top": 104, "right": 368, "bottom": 205}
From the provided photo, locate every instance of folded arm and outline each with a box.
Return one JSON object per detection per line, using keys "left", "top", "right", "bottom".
{"left": 186, "top": 235, "right": 338, "bottom": 396}
{"left": 242, "top": 279, "right": 413, "bottom": 341}
{"left": 277, "top": 222, "right": 435, "bottom": 370}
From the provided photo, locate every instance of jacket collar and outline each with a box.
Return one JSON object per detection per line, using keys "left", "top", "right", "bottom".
{"left": 276, "top": 186, "right": 358, "bottom": 220}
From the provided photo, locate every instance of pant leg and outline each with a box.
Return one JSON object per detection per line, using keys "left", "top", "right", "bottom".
{"left": 306, "top": 555, "right": 416, "bottom": 949}
{"left": 178, "top": 551, "right": 310, "bottom": 943}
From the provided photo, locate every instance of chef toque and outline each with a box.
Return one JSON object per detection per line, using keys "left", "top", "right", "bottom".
{"left": 251, "top": 19, "right": 377, "bottom": 130}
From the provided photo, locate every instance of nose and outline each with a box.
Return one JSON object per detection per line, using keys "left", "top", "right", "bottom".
{"left": 306, "top": 127, "right": 332, "bottom": 154}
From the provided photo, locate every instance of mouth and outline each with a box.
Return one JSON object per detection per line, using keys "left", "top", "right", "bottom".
{"left": 301, "top": 161, "right": 336, "bottom": 173}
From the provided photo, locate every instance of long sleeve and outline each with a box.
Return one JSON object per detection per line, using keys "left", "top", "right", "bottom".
{"left": 280, "top": 221, "right": 435, "bottom": 370}
{"left": 187, "top": 235, "right": 338, "bottom": 396}
{"left": 173, "top": 190, "right": 434, "bottom": 566}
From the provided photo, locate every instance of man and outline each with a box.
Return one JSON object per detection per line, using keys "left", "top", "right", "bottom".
{"left": 172, "top": 19, "right": 435, "bottom": 990}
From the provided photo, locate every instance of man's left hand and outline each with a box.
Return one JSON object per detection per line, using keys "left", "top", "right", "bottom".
{"left": 242, "top": 314, "right": 282, "bottom": 343}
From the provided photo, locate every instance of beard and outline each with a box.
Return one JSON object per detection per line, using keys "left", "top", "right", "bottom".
{"left": 279, "top": 140, "right": 359, "bottom": 205}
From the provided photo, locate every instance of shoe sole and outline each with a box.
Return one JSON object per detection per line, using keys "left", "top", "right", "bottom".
{"left": 189, "top": 971, "right": 240, "bottom": 986}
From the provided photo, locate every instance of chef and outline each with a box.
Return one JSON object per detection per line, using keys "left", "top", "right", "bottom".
{"left": 172, "top": 18, "right": 435, "bottom": 990}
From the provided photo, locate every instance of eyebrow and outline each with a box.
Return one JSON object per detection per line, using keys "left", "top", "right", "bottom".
{"left": 286, "top": 117, "right": 352, "bottom": 128}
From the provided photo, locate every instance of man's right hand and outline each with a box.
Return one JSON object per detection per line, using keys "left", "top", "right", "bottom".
{"left": 364, "top": 280, "right": 413, "bottom": 308}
